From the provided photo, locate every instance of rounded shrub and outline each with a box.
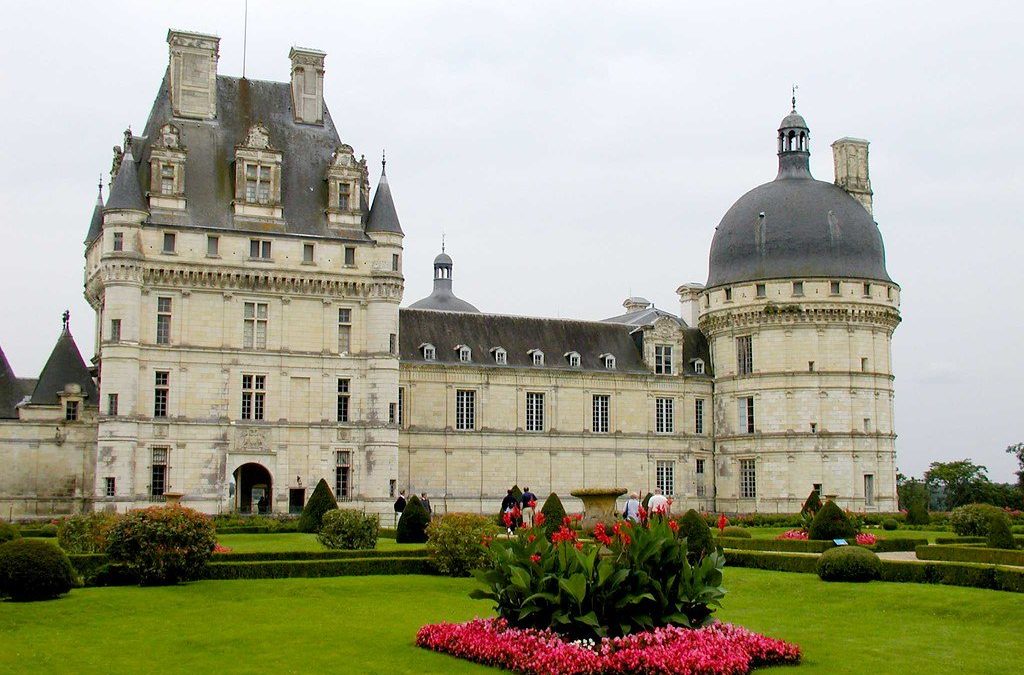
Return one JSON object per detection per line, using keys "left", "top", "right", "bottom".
{"left": 317, "top": 509, "right": 380, "bottom": 550}
{"left": 987, "top": 512, "right": 1017, "bottom": 550}
{"left": 0, "top": 521, "right": 20, "bottom": 544}
{"left": 816, "top": 545, "right": 881, "bottom": 582}
{"left": 57, "top": 513, "right": 118, "bottom": 554}
{"left": 721, "top": 526, "right": 752, "bottom": 538}
{"left": 540, "top": 492, "right": 567, "bottom": 541}
{"left": 397, "top": 495, "right": 430, "bottom": 544}
{"left": 0, "top": 539, "right": 76, "bottom": 601}
{"left": 677, "top": 509, "right": 714, "bottom": 562}
{"left": 39, "top": 523, "right": 58, "bottom": 537}
{"left": 808, "top": 500, "right": 856, "bottom": 540}
{"left": 106, "top": 506, "right": 216, "bottom": 585}
{"left": 427, "top": 513, "right": 497, "bottom": 576}
{"left": 882, "top": 518, "right": 899, "bottom": 531}
{"left": 950, "top": 503, "right": 1004, "bottom": 537}
{"left": 297, "top": 478, "right": 339, "bottom": 533}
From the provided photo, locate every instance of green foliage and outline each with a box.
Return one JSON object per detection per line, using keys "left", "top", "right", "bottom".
{"left": 916, "top": 544, "right": 1024, "bottom": 566}
{"left": 816, "top": 546, "right": 882, "bottom": 582}
{"left": 0, "top": 538, "right": 77, "bottom": 601}
{"left": 396, "top": 495, "right": 430, "bottom": 544}
{"left": 882, "top": 519, "right": 899, "bottom": 531}
{"left": 808, "top": 500, "right": 856, "bottom": 540}
{"left": 906, "top": 499, "right": 931, "bottom": 525}
{"left": 800, "top": 489, "right": 823, "bottom": 517}
{"left": 471, "top": 517, "right": 726, "bottom": 640}
{"left": 540, "top": 492, "right": 566, "bottom": 541}
{"left": 950, "top": 503, "right": 1004, "bottom": 536}
{"left": 0, "top": 521, "right": 20, "bottom": 544}
{"left": 987, "top": 512, "right": 1017, "bottom": 550}
{"left": 721, "top": 526, "right": 751, "bottom": 538}
{"left": 212, "top": 514, "right": 299, "bottom": 533}
{"left": 202, "top": 556, "right": 431, "bottom": 580}
{"left": 925, "top": 460, "right": 991, "bottom": 510}
{"left": 297, "top": 479, "right": 339, "bottom": 533}
{"left": 641, "top": 492, "right": 653, "bottom": 509}
{"left": 106, "top": 506, "right": 216, "bottom": 585}
{"left": 677, "top": 509, "right": 714, "bottom": 562}
{"left": 426, "top": 513, "right": 497, "bottom": 577}
{"left": 723, "top": 550, "right": 820, "bottom": 574}
{"left": 317, "top": 509, "right": 379, "bottom": 550}
{"left": 1007, "top": 442, "right": 1024, "bottom": 490}
{"left": 57, "top": 513, "right": 118, "bottom": 554}
{"left": 496, "top": 485, "right": 524, "bottom": 526}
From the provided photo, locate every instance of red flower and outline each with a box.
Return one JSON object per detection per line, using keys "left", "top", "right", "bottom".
{"left": 527, "top": 534, "right": 536, "bottom": 543}
{"left": 563, "top": 515, "right": 572, "bottom": 526}
{"left": 717, "top": 514, "right": 728, "bottom": 532}
{"left": 528, "top": 500, "right": 537, "bottom": 508}
{"left": 534, "top": 511, "right": 546, "bottom": 525}
{"left": 574, "top": 541, "right": 583, "bottom": 551}
{"left": 668, "top": 519, "right": 679, "bottom": 533}
{"left": 637, "top": 506, "right": 648, "bottom": 521}
{"left": 503, "top": 512, "right": 513, "bottom": 527}
{"left": 213, "top": 543, "right": 232, "bottom": 554}
{"left": 530, "top": 553, "right": 541, "bottom": 564}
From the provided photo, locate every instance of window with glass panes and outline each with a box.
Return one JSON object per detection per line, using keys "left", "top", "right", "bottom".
{"left": 456, "top": 390, "right": 476, "bottom": 430}
{"left": 397, "top": 387, "right": 405, "bottom": 427}
{"left": 655, "top": 397, "right": 674, "bottom": 433}
{"left": 110, "top": 319, "right": 121, "bottom": 342}
{"left": 245, "top": 163, "right": 272, "bottom": 203}
{"left": 241, "top": 374, "right": 266, "bottom": 420}
{"left": 338, "top": 308, "right": 352, "bottom": 353}
{"left": 736, "top": 335, "right": 753, "bottom": 375}
{"left": 656, "top": 460, "right": 675, "bottom": 497}
{"left": 737, "top": 397, "right": 755, "bottom": 434}
{"left": 249, "top": 239, "right": 272, "bottom": 259}
{"left": 591, "top": 394, "right": 610, "bottom": 433}
{"left": 151, "top": 448, "right": 169, "bottom": 496}
{"left": 105, "top": 477, "right": 116, "bottom": 497}
{"left": 740, "top": 459, "right": 756, "bottom": 499}
{"left": 338, "top": 181, "right": 351, "bottom": 210}
{"left": 207, "top": 235, "right": 219, "bottom": 256}
{"left": 107, "top": 393, "right": 118, "bottom": 416}
{"left": 525, "top": 392, "right": 544, "bottom": 432}
{"left": 65, "top": 400, "right": 79, "bottom": 421}
{"left": 156, "top": 297, "right": 172, "bottom": 345}
{"left": 335, "top": 451, "right": 351, "bottom": 499}
{"left": 154, "top": 371, "right": 169, "bottom": 417}
{"left": 113, "top": 231, "right": 123, "bottom": 251}
{"left": 695, "top": 398, "right": 705, "bottom": 434}
{"left": 337, "top": 378, "right": 350, "bottom": 422}
{"left": 655, "top": 345, "right": 673, "bottom": 374}
{"left": 695, "top": 458, "right": 706, "bottom": 497}
{"left": 243, "top": 302, "right": 268, "bottom": 349}
{"left": 161, "top": 164, "right": 175, "bottom": 194}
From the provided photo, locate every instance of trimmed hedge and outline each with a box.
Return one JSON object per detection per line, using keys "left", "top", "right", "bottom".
{"left": 916, "top": 545, "right": 1024, "bottom": 567}
{"left": 816, "top": 546, "right": 881, "bottom": 582}
{"left": 213, "top": 548, "right": 427, "bottom": 562}
{"left": 721, "top": 526, "right": 752, "bottom": 538}
{"left": 202, "top": 556, "right": 431, "bottom": 580}
{"left": 723, "top": 550, "right": 819, "bottom": 574}
{"left": 935, "top": 535, "right": 1024, "bottom": 546}
{"left": 397, "top": 495, "right": 430, "bottom": 544}
{"left": 677, "top": 509, "right": 714, "bottom": 561}
{"left": 15, "top": 528, "right": 57, "bottom": 538}
{"left": 716, "top": 536, "right": 926, "bottom": 554}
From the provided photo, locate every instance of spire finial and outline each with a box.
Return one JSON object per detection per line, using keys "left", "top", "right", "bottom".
{"left": 441, "top": 231, "right": 446, "bottom": 253}
{"left": 381, "top": 148, "right": 386, "bottom": 175}
{"left": 98, "top": 174, "right": 104, "bottom": 199}
{"left": 61, "top": 309, "right": 70, "bottom": 332}
{"left": 791, "top": 84, "right": 798, "bottom": 111}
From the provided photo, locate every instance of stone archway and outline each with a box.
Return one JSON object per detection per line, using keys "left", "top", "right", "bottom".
{"left": 234, "top": 463, "right": 273, "bottom": 514}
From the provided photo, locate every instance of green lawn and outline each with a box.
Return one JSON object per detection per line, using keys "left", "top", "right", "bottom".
{"left": 741, "top": 527, "right": 954, "bottom": 543}
{"left": 2, "top": 570, "right": 1023, "bottom": 673}
{"left": 215, "top": 532, "right": 423, "bottom": 553}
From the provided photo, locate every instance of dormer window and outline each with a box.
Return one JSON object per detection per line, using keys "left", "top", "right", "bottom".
{"left": 693, "top": 359, "right": 705, "bottom": 374}
{"left": 245, "top": 164, "right": 273, "bottom": 204}
{"left": 600, "top": 353, "right": 616, "bottom": 370}
{"left": 338, "top": 182, "right": 351, "bottom": 210}
{"left": 565, "top": 351, "right": 581, "bottom": 367}
{"left": 529, "top": 349, "right": 544, "bottom": 366}
{"left": 491, "top": 347, "right": 507, "bottom": 365}
{"left": 149, "top": 122, "right": 186, "bottom": 210}
{"left": 235, "top": 123, "right": 283, "bottom": 218}
{"left": 456, "top": 345, "right": 472, "bottom": 362}
{"left": 421, "top": 343, "right": 436, "bottom": 361}
{"left": 326, "top": 145, "right": 367, "bottom": 227}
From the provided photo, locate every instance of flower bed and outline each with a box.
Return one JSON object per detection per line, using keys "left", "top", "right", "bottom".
{"left": 416, "top": 617, "right": 800, "bottom": 675}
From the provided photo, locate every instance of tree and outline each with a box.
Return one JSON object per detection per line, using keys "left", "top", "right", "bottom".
{"left": 924, "top": 460, "right": 990, "bottom": 510}
{"left": 1007, "top": 442, "right": 1024, "bottom": 491}
{"left": 297, "top": 479, "right": 338, "bottom": 533}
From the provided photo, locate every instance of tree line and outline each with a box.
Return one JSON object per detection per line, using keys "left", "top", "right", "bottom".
{"left": 897, "top": 442, "right": 1024, "bottom": 511}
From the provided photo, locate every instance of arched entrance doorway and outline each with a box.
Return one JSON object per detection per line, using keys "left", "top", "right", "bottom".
{"left": 234, "top": 463, "right": 273, "bottom": 514}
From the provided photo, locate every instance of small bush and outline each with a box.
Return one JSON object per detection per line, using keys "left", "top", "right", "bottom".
{"left": 57, "top": 513, "right": 118, "bottom": 554}
{"left": 106, "top": 506, "right": 216, "bottom": 585}
{"left": 882, "top": 518, "right": 899, "bottom": 531}
{"left": 676, "top": 509, "right": 714, "bottom": 562}
{"left": 808, "top": 500, "right": 856, "bottom": 540}
{"left": 298, "top": 479, "right": 339, "bottom": 533}
{"left": 397, "top": 495, "right": 430, "bottom": 544}
{"left": 317, "top": 509, "right": 379, "bottom": 550}
{"left": 950, "top": 504, "right": 1004, "bottom": 537}
{"left": 721, "top": 526, "right": 752, "bottom": 538}
{"left": 426, "top": 513, "right": 496, "bottom": 576}
{"left": 641, "top": 492, "right": 653, "bottom": 510}
{"left": 0, "top": 521, "right": 20, "bottom": 544}
{"left": 987, "top": 513, "right": 1017, "bottom": 550}
{"left": 539, "top": 492, "right": 566, "bottom": 541}
{"left": 0, "top": 539, "right": 77, "bottom": 601}
{"left": 800, "top": 489, "right": 823, "bottom": 517}
{"left": 906, "top": 499, "right": 930, "bottom": 525}
{"left": 816, "top": 546, "right": 881, "bottom": 582}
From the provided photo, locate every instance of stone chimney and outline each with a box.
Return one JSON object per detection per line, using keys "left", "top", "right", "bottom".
{"left": 622, "top": 296, "right": 652, "bottom": 313}
{"left": 166, "top": 29, "right": 220, "bottom": 120}
{"left": 676, "top": 283, "right": 704, "bottom": 328}
{"left": 832, "top": 137, "right": 873, "bottom": 215}
{"left": 289, "top": 47, "right": 326, "bottom": 125}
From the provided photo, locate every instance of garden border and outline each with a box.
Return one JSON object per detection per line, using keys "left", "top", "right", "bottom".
{"left": 915, "top": 545, "right": 1024, "bottom": 567}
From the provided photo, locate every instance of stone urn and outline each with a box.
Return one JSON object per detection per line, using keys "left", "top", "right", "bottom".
{"left": 570, "top": 488, "right": 627, "bottom": 532}
{"left": 163, "top": 491, "right": 184, "bottom": 507}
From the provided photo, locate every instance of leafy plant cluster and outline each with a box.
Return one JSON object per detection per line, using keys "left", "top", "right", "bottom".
{"left": 106, "top": 505, "right": 217, "bottom": 585}
{"left": 317, "top": 509, "right": 379, "bottom": 550}
{"left": 57, "top": 513, "right": 119, "bottom": 554}
{"left": 0, "top": 521, "right": 20, "bottom": 544}
{"left": 950, "top": 503, "right": 1006, "bottom": 536}
{"left": 426, "top": 512, "right": 498, "bottom": 576}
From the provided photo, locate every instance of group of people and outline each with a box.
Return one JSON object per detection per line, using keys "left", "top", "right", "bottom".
{"left": 622, "top": 488, "right": 671, "bottom": 521}
{"left": 392, "top": 489, "right": 431, "bottom": 524}
{"left": 500, "top": 486, "right": 538, "bottom": 534}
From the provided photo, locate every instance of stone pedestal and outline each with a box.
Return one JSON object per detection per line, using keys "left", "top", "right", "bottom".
{"left": 571, "top": 488, "right": 627, "bottom": 532}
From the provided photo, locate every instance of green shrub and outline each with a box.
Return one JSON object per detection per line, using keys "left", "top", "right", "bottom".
{"left": 396, "top": 495, "right": 430, "bottom": 544}
{"left": 106, "top": 506, "right": 216, "bottom": 585}
{"left": 539, "top": 492, "right": 566, "bottom": 541}
{"left": 800, "top": 489, "right": 823, "bottom": 517}
{"left": 950, "top": 503, "right": 1003, "bottom": 536}
{"left": 724, "top": 550, "right": 819, "bottom": 574}
{"left": 675, "top": 509, "right": 715, "bottom": 563}
{"left": 642, "top": 492, "right": 653, "bottom": 510}
{"left": 906, "top": 499, "right": 930, "bottom": 525}
{"left": 987, "top": 512, "right": 1017, "bottom": 550}
{"left": 0, "top": 539, "right": 77, "bottom": 601}
{"left": 317, "top": 509, "right": 379, "bottom": 550}
{"left": 916, "top": 545, "right": 1024, "bottom": 566}
{"left": 202, "top": 556, "right": 431, "bottom": 580}
{"left": 816, "top": 546, "right": 881, "bottom": 582}
{"left": 426, "top": 512, "right": 496, "bottom": 577}
{"left": 721, "top": 526, "right": 751, "bottom": 538}
{"left": 297, "top": 479, "right": 339, "bottom": 533}
{"left": 808, "top": 500, "right": 856, "bottom": 540}
{"left": 0, "top": 521, "right": 20, "bottom": 544}
{"left": 882, "top": 518, "right": 899, "bottom": 531}
{"left": 57, "top": 513, "right": 118, "bottom": 554}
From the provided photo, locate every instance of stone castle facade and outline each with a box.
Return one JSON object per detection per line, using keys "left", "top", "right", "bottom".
{"left": 0, "top": 30, "right": 899, "bottom": 520}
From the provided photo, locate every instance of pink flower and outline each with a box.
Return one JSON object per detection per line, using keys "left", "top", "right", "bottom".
{"left": 855, "top": 532, "right": 878, "bottom": 545}
{"left": 776, "top": 529, "right": 809, "bottom": 540}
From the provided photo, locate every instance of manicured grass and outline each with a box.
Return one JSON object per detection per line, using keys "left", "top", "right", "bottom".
{"left": 743, "top": 527, "right": 952, "bottom": 543}
{"left": 216, "top": 532, "right": 423, "bottom": 553}
{"left": 3, "top": 570, "right": 1024, "bottom": 673}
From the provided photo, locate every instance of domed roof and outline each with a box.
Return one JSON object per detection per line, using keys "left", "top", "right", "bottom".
{"left": 434, "top": 252, "right": 452, "bottom": 266}
{"left": 407, "top": 249, "right": 480, "bottom": 313}
{"left": 706, "top": 109, "right": 891, "bottom": 288}
{"left": 779, "top": 110, "right": 808, "bottom": 129}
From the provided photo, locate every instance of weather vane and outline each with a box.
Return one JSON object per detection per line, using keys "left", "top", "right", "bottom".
{"left": 791, "top": 84, "right": 799, "bottom": 111}
{"left": 61, "top": 309, "right": 70, "bottom": 331}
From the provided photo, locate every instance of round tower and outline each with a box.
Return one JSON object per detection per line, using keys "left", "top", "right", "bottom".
{"left": 701, "top": 104, "right": 900, "bottom": 513}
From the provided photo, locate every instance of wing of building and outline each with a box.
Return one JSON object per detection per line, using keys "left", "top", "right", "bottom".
{"left": 0, "top": 30, "right": 898, "bottom": 519}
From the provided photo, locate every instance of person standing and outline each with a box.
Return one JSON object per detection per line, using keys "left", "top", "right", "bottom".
{"left": 623, "top": 492, "right": 641, "bottom": 522}
{"left": 393, "top": 489, "right": 407, "bottom": 526}
{"left": 420, "top": 492, "right": 432, "bottom": 517}
{"left": 648, "top": 488, "right": 669, "bottom": 517}
{"left": 520, "top": 486, "right": 537, "bottom": 528}
{"left": 500, "top": 488, "right": 518, "bottom": 535}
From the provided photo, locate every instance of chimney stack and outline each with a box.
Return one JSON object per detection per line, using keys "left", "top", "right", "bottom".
{"left": 166, "top": 29, "right": 220, "bottom": 120}
{"left": 289, "top": 47, "right": 326, "bottom": 125}
{"left": 832, "top": 137, "right": 873, "bottom": 215}
{"left": 676, "top": 283, "right": 704, "bottom": 328}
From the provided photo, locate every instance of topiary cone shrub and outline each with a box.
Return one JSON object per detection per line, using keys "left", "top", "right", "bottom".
{"left": 298, "top": 478, "right": 339, "bottom": 533}
{"left": 800, "top": 489, "right": 823, "bottom": 517}
{"left": 397, "top": 495, "right": 430, "bottom": 543}
{"left": 816, "top": 546, "right": 881, "bottom": 582}
{"left": 106, "top": 505, "right": 216, "bottom": 585}
{"left": 677, "top": 509, "right": 715, "bottom": 562}
{"left": 540, "top": 492, "right": 567, "bottom": 541}
{"left": 906, "top": 498, "right": 930, "bottom": 525}
{"left": 987, "top": 512, "right": 1017, "bottom": 550}
{"left": 0, "top": 538, "right": 77, "bottom": 601}
{"left": 808, "top": 500, "right": 856, "bottom": 540}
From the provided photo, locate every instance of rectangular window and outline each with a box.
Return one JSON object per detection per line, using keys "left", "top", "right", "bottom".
{"left": 830, "top": 280, "right": 841, "bottom": 295}
{"left": 695, "top": 398, "right": 705, "bottom": 434}
{"left": 156, "top": 297, "right": 172, "bottom": 345}
{"left": 525, "top": 392, "right": 544, "bottom": 432}
{"left": 241, "top": 374, "right": 266, "bottom": 421}
{"left": 696, "top": 458, "right": 705, "bottom": 475}
{"left": 162, "top": 232, "right": 175, "bottom": 253}
{"left": 338, "top": 182, "right": 351, "bottom": 210}
{"left": 112, "top": 231, "right": 124, "bottom": 251}
{"left": 656, "top": 460, "right": 675, "bottom": 497}
{"left": 249, "top": 239, "right": 272, "bottom": 259}
{"left": 655, "top": 397, "right": 674, "bottom": 433}
{"left": 105, "top": 477, "right": 116, "bottom": 498}
{"left": 724, "top": 287, "right": 733, "bottom": 301}
{"left": 151, "top": 448, "right": 168, "bottom": 497}
{"left": 738, "top": 396, "right": 755, "bottom": 434}
{"left": 655, "top": 345, "right": 673, "bottom": 375}
{"left": 338, "top": 308, "right": 352, "bottom": 353}
{"left": 592, "top": 394, "right": 610, "bottom": 433}
{"left": 335, "top": 451, "right": 351, "bottom": 499}
{"left": 392, "top": 254, "right": 400, "bottom": 271}
{"left": 863, "top": 417, "right": 871, "bottom": 432}
{"left": 756, "top": 283, "right": 766, "bottom": 298}
{"left": 861, "top": 357, "right": 869, "bottom": 372}
{"left": 397, "top": 387, "right": 405, "bottom": 427}
{"left": 344, "top": 247, "right": 356, "bottom": 266}
{"left": 388, "top": 402, "right": 397, "bottom": 425}
{"left": 107, "top": 393, "right": 118, "bottom": 416}
{"left": 303, "top": 243, "right": 314, "bottom": 263}
{"left": 390, "top": 333, "right": 397, "bottom": 355}
{"left": 207, "top": 235, "right": 219, "bottom": 256}
{"left": 736, "top": 335, "right": 753, "bottom": 375}
{"left": 243, "top": 302, "right": 269, "bottom": 350}
{"left": 456, "top": 389, "right": 476, "bottom": 431}
{"left": 740, "top": 459, "right": 756, "bottom": 499}
{"left": 494, "top": 350, "right": 507, "bottom": 365}
{"left": 154, "top": 371, "right": 169, "bottom": 418}
{"left": 337, "top": 378, "right": 350, "bottom": 423}
{"left": 864, "top": 474, "right": 875, "bottom": 507}
{"left": 245, "top": 164, "right": 272, "bottom": 204}
{"left": 863, "top": 282, "right": 872, "bottom": 297}
{"left": 161, "top": 164, "right": 175, "bottom": 195}
{"left": 110, "top": 319, "right": 121, "bottom": 342}
{"left": 808, "top": 361, "right": 815, "bottom": 372}
{"left": 792, "top": 281, "right": 804, "bottom": 296}
{"left": 65, "top": 400, "right": 79, "bottom": 421}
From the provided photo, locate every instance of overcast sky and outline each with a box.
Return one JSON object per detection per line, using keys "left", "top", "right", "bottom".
{"left": 0, "top": 1, "right": 1020, "bottom": 481}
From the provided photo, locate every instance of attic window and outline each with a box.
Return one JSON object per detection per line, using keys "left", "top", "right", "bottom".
{"left": 792, "top": 281, "right": 804, "bottom": 296}
{"left": 245, "top": 163, "right": 273, "bottom": 204}
{"left": 529, "top": 350, "right": 545, "bottom": 366}
{"left": 693, "top": 359, "right": 705, "bottom": 375}
{"left": 755, "top": 283, "right": 766, "bottom": 298}
{"left": 492, "top": 347, "right": 507, "bottom": 365}
{"left": 863, "top": 282, "right": 872, "bottom": 297}
{"left": 566, "top": 352, "right": 581, "bottom": 367}
{"left": 602, "top": 354, "right": 616, "bottom": 370}
{"left": 830, "top": 281, "right": 841, "bottom": 295}
{"left": 457, "top": 345, "right": 472, "bottom": 363}
{"left": 421, "top": 343, "right": 436, "bottom": 361}
{"left": 338, "top": 182, "right": 351, "bottom": 210}
{"left": 724, "top": 287, "right": 733, "bottom": 301}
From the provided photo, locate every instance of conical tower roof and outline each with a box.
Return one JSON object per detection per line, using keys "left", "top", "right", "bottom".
{"left": 84, "top": 179, "right": 105, "bottom": 244}
{"left": 366, "top": 169, "right": 404, "bottom": 235}
{"left": 30, "top": 320, "right": 98, "bottom": 406}
{"left": 105, "top": 148, "right": 147, "bottom": 212}
{"left": 0, "top": 344, "right": 22, "bottom": 418}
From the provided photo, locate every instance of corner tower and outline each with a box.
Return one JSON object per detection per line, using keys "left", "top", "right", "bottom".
{"left": 701, "top": 104, "right": 900, "bottom": 512}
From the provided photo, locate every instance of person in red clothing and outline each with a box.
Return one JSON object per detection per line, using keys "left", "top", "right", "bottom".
{"left": 717, "top": 513, "right": 728, "bottom": 533}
